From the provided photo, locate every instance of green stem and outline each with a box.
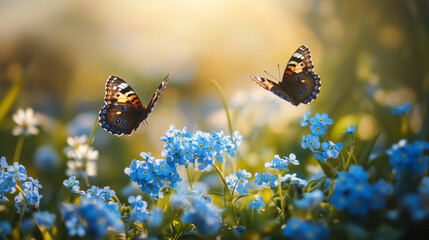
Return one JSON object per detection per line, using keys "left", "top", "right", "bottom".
{"left": 87, "top": 117, "right": 99, "bottom": 146}
{"left": 112, "top": 194, "right": 122, "bottom": 206}
{"left": 16, "top": 185, "right": 51, "bottom": 240}
{"left": 12, "top": 200, "right": 26, "bottom": 239}
{"left": 213, "top": 163, "right": 229, "bottom": 208}
{"left": 267, "top": 186, "right": 277, "bottom": 207}
{"left": 186, "top": 168, "right": 193, "bottom": 191}
{"left": 211, "top": 80, "right": 236, "bottom": 173}
{"left": 401, "top": 114, "right": 410, "bottom": 136}
{"left": 352, "top": 154, "right": 358, "bottom": 166}
{"left": 213, "top": 164, "right": 238, "bottom": 225}
{"left": 13, "top": 135, "right": 25, "bottom": 163}
{"left": 80, "top": 117, "right": 98, "bottom": 188}
{"left": 339, "top": 153, "right": 346, "bottom": 171}
{"left": 211, "top": 80, "right": 233, "bottom": 138}
{"left": 213, "top": 164, "right": 230, "bottom": 198}
{"left": 230, "top": 180, "right": 239, "bottom": 225}
{"left": 230, "top": 200, "right": 239, "bottom": 226}
{"left": 277, "top": 171, "right": 286, "bottom": 222}
{"left": 83, "top": 172, "right": 91, "bottom": 189}
{"left": 345, "top": 134, "right": 355, "bottom": 170}
{"left": 231, "top": 177, "right": 240, "bottom": 195}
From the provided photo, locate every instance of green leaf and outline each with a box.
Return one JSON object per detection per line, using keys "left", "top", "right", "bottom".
{"left": 233, "top": 194, "right": 249, "bottom": 203}
{"left": 0, "top": 74, "right": 25, "bottom": 126}
{"left": 208, "top": 191, "right": 225, "bottom": 198}
{"left": 305, "top": 179, "right": 319, "bottom": 192}
{"left": 271, "top": 193, "right": 280, "bottom": 199}
{"left": 358, "top": 132, "right": 380, "bottom": 168}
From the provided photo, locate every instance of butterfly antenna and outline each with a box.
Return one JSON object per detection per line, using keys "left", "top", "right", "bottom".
{"left": 277, "top": 64, "right": 281, "bottom": 80}
{"left": 264, "top": 70, "right": 279, "bottom": 81}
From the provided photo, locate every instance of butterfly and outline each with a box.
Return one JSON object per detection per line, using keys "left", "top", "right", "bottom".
{"left": 98, "top": 73, "right": 170, "bottom": 136}
{"left": 249, "top": 45, "right": 321, "bottom": 106}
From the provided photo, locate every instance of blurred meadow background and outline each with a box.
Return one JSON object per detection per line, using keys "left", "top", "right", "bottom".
{"left": 0, "top": 0, "right": 428, "bottom": 214}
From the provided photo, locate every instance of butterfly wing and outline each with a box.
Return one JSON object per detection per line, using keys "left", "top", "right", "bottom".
{"left": 99, "top": 76, "right": 145, "bottom": 136}
{"left": 249, "top": 75, "right": 295, "bottom": 102}
{"left": 279, "top": 45, "right": 321, "bottom": 105}
{"left": 141, "top": 73, "right": 170, "bottom": 122}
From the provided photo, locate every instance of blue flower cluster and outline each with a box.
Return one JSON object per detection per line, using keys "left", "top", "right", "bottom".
{"left": 124, "top": 152, "right": 182, "bottom": 200}
{"left": 386, "top": 139, "right": 429, "bottom": 181}
{"left": 124, "top": 125, "right": 243, "bottom": 200}
{"left": 63, "top": 176, "right": 80, "bottom": 193}
{"left": 128, "top": 195, "right": 150, "bottom": 223}
{"left": 249, "top": 196, "right": 265, "bottom": 210}
{"left": 397, "top": 177, "right": 429, "bottom": 221}
{"left": 283, "top": 217, "right": 329, "bottom": 240}
{"left": 329, "top": 166, "right": 393, "bottom": 215}
{"left": 161, "top": 124, "right": 243, "bottom": 171}
{"left": 62, "top": 176, "right": 124, "bottom": 238}
{"left": 63, "top": 176, "right": 118, "bottom": 204}
{"left": 300, "top": 112, "right": 343, "bottom": 162}
{"left": 265, "top": 153, "right": 300, "bottom": 171}
{"left": 0, "top": 221, "right": 12, "bottom": 238}
{"left": 254, "top": 172, "right": 278, "bottom": 187}
{"left": 171, "top": 189, "right": 221, "bottom": 235}
{"left": 34, "top": 211, "right": 56, "bottom": 228}
{"left": 0, "top": 157, "right": 43, "bottom": 213}
{"left": 225, "top": 169, "right": 251, "bottom": 194}
{"left": 295, "top": 189, "right": 324, "bottom": 209}
{"left": 61, "top": 198, "right": 124, "bottom": 239}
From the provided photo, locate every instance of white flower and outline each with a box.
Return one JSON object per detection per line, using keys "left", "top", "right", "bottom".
{"left": 12, "top": 108, "right": 39, "bottom": 136}
{"left": 66, "top": 160, "right": 80, "bottom": 177}
{"left": 74, "top": 145, "right": 98, "bottom": 162}
{"left": 280, "top": 173, "right": 308, "bottom": 187}
{"left": 86, "top": 161, "right": 97, "bottom": 177}
{"left": 64, "top": 137, "right": 98, "bottom": 177}
{"left": 64, "top": 136, "right": 88, "bottom": 158}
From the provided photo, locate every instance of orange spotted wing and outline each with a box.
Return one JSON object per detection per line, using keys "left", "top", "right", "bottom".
{"left": 98, "top": 73, "right": 170, "bottom": 136}
{"left": 249, "top": 45, "right": 321, "bottom": 106}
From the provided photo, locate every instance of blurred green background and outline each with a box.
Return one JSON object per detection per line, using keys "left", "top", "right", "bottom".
{"left": 0, "top": 0, "right": 428, "bottom": 210}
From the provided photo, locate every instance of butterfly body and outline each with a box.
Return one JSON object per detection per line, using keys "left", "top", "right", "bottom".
{"left": 249, "top": 45, "right": 320, "bottom": 106}
{"left": 99, "top": 74, "right": 170, "bottom": 136}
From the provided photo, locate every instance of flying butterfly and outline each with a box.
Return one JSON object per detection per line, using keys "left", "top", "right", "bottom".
{"left": 249, "top": 45, "right": 321, "bottom": 106}
{"left": 98, "top": 73, "right": 170, "bottom": 136}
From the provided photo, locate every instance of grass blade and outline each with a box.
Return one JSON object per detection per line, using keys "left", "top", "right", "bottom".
{"left": 0, "top": 73, "right": 25, "bottom": 126}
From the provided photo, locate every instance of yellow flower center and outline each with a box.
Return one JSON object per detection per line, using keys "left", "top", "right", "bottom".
{"left": 357, "top": 185, "right": 363, "bottom": 191}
